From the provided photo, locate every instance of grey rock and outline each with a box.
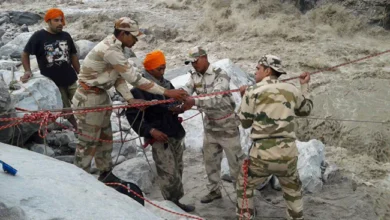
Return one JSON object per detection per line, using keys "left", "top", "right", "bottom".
{"left": 0, "top": 70, "right": 62, "bottom": 145}
{"left": 322, "top": 163, "right": 340, "bottom": 183}
{"left": 9, "top": 11, "right": 41, "bottom": 26}
{"left": 0, "top": 60, "right": 20, "bottom": 69}
{"left": 113, "top": 156, "right": 156, "bottom": 193}
{"left": 0, "top": 76, "right": 14, "bottom": 144}
{"left": 270, "top": 175, "right": 281, "bottom": 191}
{"left": 20, "top": 24, "right": 29, "bottom": 32}
{"left": 75, "top": 40, "right": 97, "bottom": 59}
{"left": 46, "top": 131, "right": 76, "bottom": 147}
{"left": 0, "top": 29, "right": 5, "bottom": 38}
{"left": 112, "top": 131, "right": 138, "bottom": 162}
{"left": 30, "top": 144, "right": 55, "bottom": 157}
{"left": 0, "top": 202, "right": 27, "bottom": 220}
{"left": 55, "top": 155, "right": 75, "bottom": 164}
{"left": 164, "top": 66, "right": 192, "bottom": 80}
{"left": 111, "top": 114, "right": 131, "bottom": 132}
{"left": 0, "top": 16, "right": 10, "bottom": 25}
{"left": 0, "top": 32, "right": 33, "bottom": 57}
{"left": 297, "top": 140, "right": 325, "bottom": 193}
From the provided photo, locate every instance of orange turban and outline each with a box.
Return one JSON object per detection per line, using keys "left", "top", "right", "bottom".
{"left": 143, "top": 50, "right": 166, "bottom": 71}
{"left": 44, "top": 8, "right": 66, "bottom": 26}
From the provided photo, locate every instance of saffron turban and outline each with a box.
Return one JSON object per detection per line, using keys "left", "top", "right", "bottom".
{"left": 44, "top": 8, "right": 66, "bottom": 26}
{"left": 143, "top": 50, "right": 166, "bottom": 71}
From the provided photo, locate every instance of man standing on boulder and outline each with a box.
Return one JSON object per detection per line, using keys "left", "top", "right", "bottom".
{"left": 236, "top": 55, "right": 313, "bottom": 219}
{"left": 72, "top": 17, "right": 188, "bottom": 180}
{"left": 126, "top": 50, "right": 195, "bottom": 212}
{"left": 181, "top": 46, "right": 245, "bottom": 204}
{"left": 21, "top": 8, "right": 79, "bottom": 129}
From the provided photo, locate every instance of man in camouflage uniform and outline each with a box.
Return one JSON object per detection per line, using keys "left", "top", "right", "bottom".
{"left": 236, "top": 55, "right": 313, "bottom": 219}
{"left": 182, "top": 46, "right": 245, "bottom": 203}
{"left": 72, "top": 17, "right": 188, "bottom": 180}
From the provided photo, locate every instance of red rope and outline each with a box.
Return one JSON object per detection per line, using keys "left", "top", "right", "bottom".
{"left": 1, "top": 49, "right": 389, "bottom": 133}
{"left": 239, "top": 159, "right": 251, "bottom": 220}
{"left": 105, "top": 182, "right": 204, "bottom": 220}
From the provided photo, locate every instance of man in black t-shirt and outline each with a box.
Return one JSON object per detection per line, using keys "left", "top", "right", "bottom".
{"left": 20, "top": 8, "right": 80, "bottom": 129}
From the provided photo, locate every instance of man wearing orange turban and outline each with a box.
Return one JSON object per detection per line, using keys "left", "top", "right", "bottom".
{"left": 21, "top": 8, "right": 80, "bottom": 129}
{"left": 126, "top": 50, "right": 195, "bottom": 213}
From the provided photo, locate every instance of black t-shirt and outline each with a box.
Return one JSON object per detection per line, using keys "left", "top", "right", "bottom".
{"left": 24, "top": 29, "right": 78, "bottom": 87}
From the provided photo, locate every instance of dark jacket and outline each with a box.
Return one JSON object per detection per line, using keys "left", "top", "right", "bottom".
{"left": 125, "top": 82, "right": 185, "bottom": 140}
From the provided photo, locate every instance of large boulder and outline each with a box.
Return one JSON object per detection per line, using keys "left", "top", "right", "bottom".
{"left": 112, "top": 131, "right": 138, "bottom": 164}
{"left": 0, "top": 143, "right": 160, "bottom": 220}
{"left": 0, "top": 32, "right": 33, "bottom": 58}
{"left": 0, "top": 76, "right": 14, "bottom": 144}
{"left": 113, "top": 155, "right": 156, "bottom": 193}
{"left": 75, "top": 39, "right": 97, "bottom": 59}
{"left": 9, "top": 11, "right": 41, "bottom": 26}
{"left": 297, "top": 139, "right": 325, "bottom": 193}
{"left": 0, "top": 70, "right": 62, "bottom": 145}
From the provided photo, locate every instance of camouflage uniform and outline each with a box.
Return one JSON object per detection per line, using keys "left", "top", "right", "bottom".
{"left": 151, "top": 138, "right": 185, "bottom": 201}
{"left": 236, "top": 55, "right": 313, "bottom": 220}
{"left": 72, "top": 18, "right": 166, "bottom": 173}
{"left": 182, "top": 47, "right": 245, "bottom": 195}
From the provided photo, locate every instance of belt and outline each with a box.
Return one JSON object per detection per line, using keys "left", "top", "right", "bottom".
{"left": 79, "top": 81, "right": 104, "bottom": 94}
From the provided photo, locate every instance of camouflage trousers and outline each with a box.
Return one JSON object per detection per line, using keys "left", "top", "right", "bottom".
{"left": 203, "top": 128, "right": 245, "bottom": 192}
{"left": 236, "top": 138, "right": 304, "bottom": 220}
{"left": 150, "top": 137, "right": 184, "bottom": 202}
{"left": 72, "top": 87, "right": 113, "bottom": 173}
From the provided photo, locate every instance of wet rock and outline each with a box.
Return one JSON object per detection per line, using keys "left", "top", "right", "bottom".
{"left": 113, "top": 156, "right": 156, "bottom": 193}
{"left": 9, "top": 11, "right": 41, "bottom": 26}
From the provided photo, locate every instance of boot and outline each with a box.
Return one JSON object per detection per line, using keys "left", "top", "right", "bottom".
{"left": 200, "top": 190, "right": 222, "bottom": 203}
{"left": 98, "top": 170, "right": 113, "bottom": 182}
{"left": 173, "top": 200, "right": 195, "bottom": 212}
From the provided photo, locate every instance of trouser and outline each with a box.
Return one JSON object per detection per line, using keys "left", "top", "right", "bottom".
{"left": 236, "top": 138, "right": 304, "bottom": 220}
{"left": 203, "top": 128, "right": 245, "bottom": 192}
{"left": 72, "top": 87, "right": 112, "bottom": 173}
{"left": 58, "top": 81, "right": 77, "bottom": 119}
{"left": 151, "top": 137, "right": 185, "bottom": 201}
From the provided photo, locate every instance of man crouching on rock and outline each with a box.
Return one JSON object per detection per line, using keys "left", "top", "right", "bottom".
{"left": 126, "top": 50, "right": 195, "bottom": 212}
{"left": 72, "top": 17, "right": 188, "bottom": 180}
{"left": 236, "top": 55, "right": 313, "bottom": 220}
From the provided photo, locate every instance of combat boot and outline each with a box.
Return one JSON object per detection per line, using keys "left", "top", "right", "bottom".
{"left": 173, "top": 200, "right": 195, "bottom": 212}
{"left": 200, "top": 190, "right": 222, "bottom": 203}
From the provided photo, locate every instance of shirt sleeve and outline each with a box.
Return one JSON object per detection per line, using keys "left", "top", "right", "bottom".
{"left": 114, "top": 76, "right": 133, "bottom": 100}
{"left": 103, "top": 49, "right": 166, "bottom": 95}
{"left": 23, "top": 31, "right": 40, "bottom": 55}
{"left": 181, "top": 73, "right": 195, "bottom": 95}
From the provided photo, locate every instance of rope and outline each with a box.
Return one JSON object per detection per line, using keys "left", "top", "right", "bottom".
{"left": 239, "top": 159, "right": 250, "bottom": 220}
{"left": 105, "top": 182, "right": 204, "bottom": 220}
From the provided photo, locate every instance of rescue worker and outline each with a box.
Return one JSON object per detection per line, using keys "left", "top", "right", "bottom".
{"left": 181, "top": 46, "right": 245, "bottom": 203}
{"left": 126, "top": 50, "right": 195, "bottom": 212}
{"left": 236, "top": 55, "right": 313, "bottom": 219}
{"left": 72, "top": 17, "right": 188, "bottom": 180}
